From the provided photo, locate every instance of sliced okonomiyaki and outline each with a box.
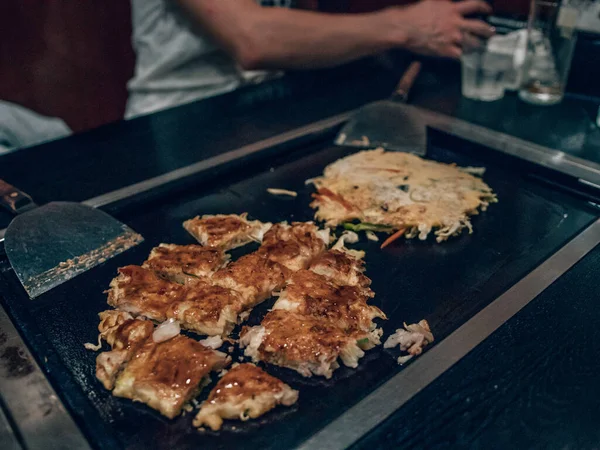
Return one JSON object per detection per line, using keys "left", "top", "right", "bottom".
{"left": 272, "top": 270, "right": 384, "bottom": 333}
{"left": 142, "top": 244, "right": 229, "bottom": 284}
{"left": 112, "top": 335, "right": 230, "bottom": 419}
{"left": 183, "top": 213, "right": 272, "bottom": 250}
{"left": 240, "top": 310, "right": 378, "bottom": 379}
{"left": 310, "top": 148, "right": 497, "bottom": 243}
{"left": 94, "top": 310, "right": 154, "bottom": 390}
{"left": 107, "top": 265, "right": 186, "bottom": 322}
{"left": 256, "top": 222, "right": 330, "bottom": 271}
{"left": 193, "top": 363, "right": 298, "bottom": 430}
{"left": 211, "top": 253, "right": 291, "bottom": 307}
{"left": 165, "top": 279, "right": 247, "bottom": 337}
{"left": 308, "top": 249, "right": 371, "bottom": 289}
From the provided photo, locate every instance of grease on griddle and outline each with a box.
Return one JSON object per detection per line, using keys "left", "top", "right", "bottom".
{"left": 0, "top": 346, "right": 35, "bottom": 378}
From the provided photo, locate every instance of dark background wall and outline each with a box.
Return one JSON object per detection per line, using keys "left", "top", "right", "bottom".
{"left": 0, "top": 1, "right": 134, "bottom": 133}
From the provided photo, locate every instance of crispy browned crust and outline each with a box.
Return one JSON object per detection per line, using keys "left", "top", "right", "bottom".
{"left": 193, "top": 363, "right": 298, "bottom": 430}
{"left": 95, "top": 312, "right": 154, "bottom": 390}
{"left": 98, "top": 310, "right": 154, "bottom": 350}
{"left": 256, "top": 222, "right": 327, "bottom": 271}
{"left": 184, "top": 214, "right": 251, "bottom": 247}
{"left": 97, "top": 310, "right": 135, "bottom": 341}
{"left": 275, "top": 270, "right": 383, "bottom": 332}
{"left": 107, "top": 265, "right": 186, "bottom": 322}
{"left": 113, "top": 335, "right": 230, "bottom": 419}
{"left": 142, "top": 244, "right": 228, "bottom": 283}
{"left": 183, "top": 213, "right": 271, "bottom": 250}
{"left": 211, "top": 253, "right": 291, "bottom": 307}
{"left": 165, "top": 279, "right": 246, "bottom": 336}
{"left": 243, "top": 310, "right": 356, "bottom": 368}
{"left": 308, "top": 249, "right": 371, "bottom": 289}
{"left": 206, "top": 364, "right": 287, "bottom": 404}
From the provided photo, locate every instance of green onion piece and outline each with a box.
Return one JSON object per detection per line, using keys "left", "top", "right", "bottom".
{"left": 356, "top": 337, "right": 370, "bottom": 346}
{"left": 343, "top": 222, "right": 394, "bottom": 232}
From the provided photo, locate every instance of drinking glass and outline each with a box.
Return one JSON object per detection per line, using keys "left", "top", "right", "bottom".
{"left": 461, "top": 34, "right": 513, "bottom": 101}
{"left": 518, "top": 0, "right": 582, "bottom": 105}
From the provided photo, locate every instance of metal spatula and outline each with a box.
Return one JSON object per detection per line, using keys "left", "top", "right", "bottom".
{"left": 0, "top": 180, "right": 143, "bottom": 299}
{"left": 335, "top": 61, "right": 427, "bottom": 155}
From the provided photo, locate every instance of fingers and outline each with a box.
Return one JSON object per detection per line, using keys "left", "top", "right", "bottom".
{"left": 454, "top": 0, "right": 492, "bottom": 16}
{"left": 452, "top": 31, "right": 463, "bottom": 46}
{"left": 462, "top": 31, "right": 485, "bottom": 50}
{"left": 447, "top": 45, "right": 462, "bottom": 59}
{"left": 461, "top": 19, "right": 495, "bottom": 38}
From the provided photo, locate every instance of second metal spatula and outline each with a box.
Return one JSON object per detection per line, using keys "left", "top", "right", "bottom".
{"left": 335, "top": 61, "right": 426, "bottom": 155}
{"left": 0, "top": 180, "right": 143, "bottom": 299}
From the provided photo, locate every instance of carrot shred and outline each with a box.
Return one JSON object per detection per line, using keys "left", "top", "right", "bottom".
{"left": 316, "top": 188, "right": 356, "bottom": 211}
{"left": 380, "top": 228, "right": 406, "bottom": 249}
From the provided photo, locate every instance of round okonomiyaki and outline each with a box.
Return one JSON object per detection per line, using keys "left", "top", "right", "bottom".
{"left": 309, "top": 148, "right": 497, "bottom": 243}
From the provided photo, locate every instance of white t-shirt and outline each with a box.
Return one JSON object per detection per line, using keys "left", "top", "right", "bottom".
{"left": 125, "top": 0, "right": 292, "bottom": 118}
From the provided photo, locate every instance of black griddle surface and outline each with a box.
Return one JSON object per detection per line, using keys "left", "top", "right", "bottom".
{"left": 0, "top": 135, "right": 597, "bottom": 450}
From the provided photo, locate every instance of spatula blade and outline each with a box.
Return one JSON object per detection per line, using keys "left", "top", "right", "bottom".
{"left": 335, "top": 101, "right": 428, "bottom": 155}
{"left": 5, "top": 202, "right": 143, "bottom": 298}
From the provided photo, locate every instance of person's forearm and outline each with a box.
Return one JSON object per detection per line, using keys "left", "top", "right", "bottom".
{"left": 177, "top": 0, "right": 404, "bottom": 70}
{"left": 233, "top": 8, "right": 401, "bottom": 70}
{"left": 178, "top": 0, "right": 493, "bottom": 66}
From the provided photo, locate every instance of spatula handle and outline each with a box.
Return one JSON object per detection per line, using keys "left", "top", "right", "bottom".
{"left": 0, "top": 179, "right": 38, "bottom": 215}
{"left": 391, "top": 61, "right": 422, "bottom": 103}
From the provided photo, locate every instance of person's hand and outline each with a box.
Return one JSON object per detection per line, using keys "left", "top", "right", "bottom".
{"left": 386, "top": 0, "right": 495, "bottom": 59}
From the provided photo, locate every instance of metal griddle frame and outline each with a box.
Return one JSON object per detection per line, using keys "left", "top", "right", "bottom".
{"left": 0, "top": 104, "right": 599, "bottom": 450}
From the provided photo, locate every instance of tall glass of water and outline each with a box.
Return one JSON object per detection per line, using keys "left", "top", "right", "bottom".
{"left": 518, "top": 0, "right": 582, "bottom": 105}
{"left": 461, "top": 34, "right": 513, "bottom": 101}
